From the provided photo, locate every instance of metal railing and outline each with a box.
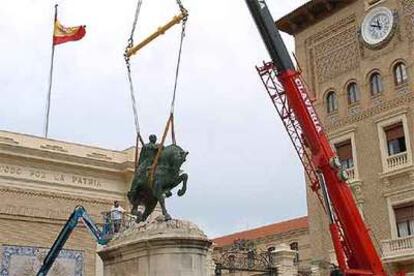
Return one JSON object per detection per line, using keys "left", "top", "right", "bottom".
{"left": 101, "top": 211, "right": 137, "bottom": 236}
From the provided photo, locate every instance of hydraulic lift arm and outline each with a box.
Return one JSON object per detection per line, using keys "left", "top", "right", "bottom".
{"left": 244, "top": 1, "right": 386, "bottom": 275}
{"left": 37, "top": 206, "right": 110, "bottom": 276}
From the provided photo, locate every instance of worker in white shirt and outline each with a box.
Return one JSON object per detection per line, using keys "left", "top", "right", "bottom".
{"left": 111, "top": 201, "right": 125, "bottom": 233}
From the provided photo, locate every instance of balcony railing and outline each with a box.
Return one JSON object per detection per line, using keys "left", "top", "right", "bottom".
{"left": 386, "top": 152, "right": 409, "bottom": 170}
{"left": 381, "top": 236, "right": 414, "bottom": 261}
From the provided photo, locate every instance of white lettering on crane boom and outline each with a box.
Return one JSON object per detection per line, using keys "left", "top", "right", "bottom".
{"left": 294, "top": 78, "right": 323, "bottom": 133}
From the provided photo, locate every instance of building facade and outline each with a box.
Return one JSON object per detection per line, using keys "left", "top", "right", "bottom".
{"left": 0, "top": 130, "right": 135, "bottom": 275}
{"left": 277, "top": 0, "right": 414, "bottom": 274}
{"left": 212, "top": 216, "right": 311, "bottom": 275}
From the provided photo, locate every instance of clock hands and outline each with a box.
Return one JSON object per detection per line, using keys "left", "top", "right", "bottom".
{"left": 377, "top": 19, "right": 382, "bottom": 30}
{"left": 370, "top": 19, "right": 382, "bottom": 30}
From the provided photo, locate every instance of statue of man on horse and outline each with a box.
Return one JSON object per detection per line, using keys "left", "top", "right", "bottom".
{"left": 127, "top": 134, "right": 189, "bottom": 223}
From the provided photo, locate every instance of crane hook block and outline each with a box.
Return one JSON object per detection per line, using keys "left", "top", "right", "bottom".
{"left": 126, "top": 11, "right": 188, "bottom": 58}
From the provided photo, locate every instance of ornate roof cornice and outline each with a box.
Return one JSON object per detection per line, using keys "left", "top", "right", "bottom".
{"left": 276, "top": 0, "right": 357, "bottom": 35}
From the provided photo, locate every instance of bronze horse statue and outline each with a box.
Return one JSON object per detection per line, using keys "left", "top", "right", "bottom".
{"left": 127, "top": 143, "right": 188, "bottom": 223}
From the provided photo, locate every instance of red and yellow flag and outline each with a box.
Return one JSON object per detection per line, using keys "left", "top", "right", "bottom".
{"left": 53, "top": 20, "right": 86, "bottom": 45}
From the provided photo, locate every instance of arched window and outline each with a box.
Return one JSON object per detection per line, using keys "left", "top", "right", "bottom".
{"left": 370, "top": 72, "right": 383, "bottom": 96}
{"left": 290, "top": 242, "right": 299, "bottom": 264}
{"left": 247, "top": 250, "right": 255, "bottom": 269}
{"left": 394, "top": 62, "right": 408, "bottom": 86}
{"left": 267, "top": 246, "right": 275, "bottom": 252}
{"left": 290, "top": 242, "right": 298, "bottom": 251}
{"left": 347, "top": 82, "right": 359, "bottom": 104}
{"left": 326, "top": 91, "right": 337, "bottom": 113}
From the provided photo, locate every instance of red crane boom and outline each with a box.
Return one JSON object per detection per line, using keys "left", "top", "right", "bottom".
{"left": 245, "top": 1, "right": 386, "bottom": 275}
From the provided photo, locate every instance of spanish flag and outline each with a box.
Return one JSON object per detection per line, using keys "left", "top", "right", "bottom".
{"left": 53, "top": 20, "right": 86, "bottom": 45}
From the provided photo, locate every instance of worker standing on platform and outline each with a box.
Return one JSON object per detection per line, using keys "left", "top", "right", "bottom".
{"left": 111, "top": 201, "right": 125, "bottom": 233}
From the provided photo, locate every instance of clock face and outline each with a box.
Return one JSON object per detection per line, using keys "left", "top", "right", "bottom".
{"left": 361, "top": 7, "right": 395, "bottom": 46}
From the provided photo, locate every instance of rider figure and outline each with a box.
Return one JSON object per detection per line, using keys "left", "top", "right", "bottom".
{"left": 128, "top": 134, "right": 162, "bottom": 214}
{"left": 138, "top": 134, "right": 160, "bottom": 170}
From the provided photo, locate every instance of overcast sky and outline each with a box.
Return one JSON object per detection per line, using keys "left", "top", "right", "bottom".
{"left": 0, "top": 0, "right": 308, "bottom": 237}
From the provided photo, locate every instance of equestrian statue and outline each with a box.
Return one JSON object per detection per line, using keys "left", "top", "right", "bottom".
{"left": 127, "top": 134, "right": 189, "bottom": 223}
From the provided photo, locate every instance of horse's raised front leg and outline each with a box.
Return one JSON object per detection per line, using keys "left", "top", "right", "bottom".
{"left": 177, "top": 173, "right": 188, "bottom": 197}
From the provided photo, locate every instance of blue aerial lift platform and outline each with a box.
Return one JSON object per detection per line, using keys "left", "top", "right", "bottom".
{"left": 37, "top": 205, "right": 111, "bottom": 276}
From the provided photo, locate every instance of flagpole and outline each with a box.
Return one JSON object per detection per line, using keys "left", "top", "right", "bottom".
{"left": 44, "top": 4, "right": 58, "bottom": 138}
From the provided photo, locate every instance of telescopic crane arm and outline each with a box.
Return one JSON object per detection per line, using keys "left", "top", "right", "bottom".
{"left": 244, "top": 1, "right": 386, "bottom": 275}
{"left": 37, "top": 206, "right": 109, "bottom": 276}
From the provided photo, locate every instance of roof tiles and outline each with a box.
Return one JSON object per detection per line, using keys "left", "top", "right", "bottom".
{"left": 213, "top": 216, "right": 308, "bottom": 247}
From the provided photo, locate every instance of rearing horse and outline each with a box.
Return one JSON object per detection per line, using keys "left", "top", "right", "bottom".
{"left": 127, "top": 144, "right": 188, "bottom": 223}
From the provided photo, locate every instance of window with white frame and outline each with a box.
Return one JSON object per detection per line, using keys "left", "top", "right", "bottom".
{"left": 335, "top": 140, "right": 354, "bottom": 170}
{"left": 377, "top": 113, "right": 412, "bottom": 171}
{"left": 384, "top": 122, "right": 406, "bottom": 156}
{"left": 330, "top": 131, "right": 358, "bottom": 180}
{"left": 394, "top": 203, "right": 414, "bottom": 238}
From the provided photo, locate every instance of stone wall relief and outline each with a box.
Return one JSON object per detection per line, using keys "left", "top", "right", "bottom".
{"left": 348, "top": 180, "right": 365, "bottom": 219}
{"left": 382, "top": 166, "right": 414, "bottom": 195}
{"left": 350, "top": 181, "right": 364, "bottom": 202}
{"left": 325, "top": 93, "right": 414, "bottom": 132}
{"left": 327, "top": 113, "right": 340, "bottom": 125}
{"left": 314, "top": 27, "right": 360, "bottom": 84}
{"left": 348, "top": 104, "right": 362, "bottom": 117}
{"left": 305, "top": 15, "right": 359, "bottom": 94}
{"left": 383, "top": 172, "right": 414, "bottom": 214}
{"left": 371, "top": 93, "right": 385, "bottom": 107}
{"left": 401, "top": 0, "right": 414, "bottom": 41}
{"left": 395, "top": 83, "right": 410, "bottom": 95}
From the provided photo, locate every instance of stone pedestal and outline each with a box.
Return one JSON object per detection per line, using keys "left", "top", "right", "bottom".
{"left": 311, "top": 263, "right": 321, "bottom": 276}
{"left": 272, "top": 244, "right": 298, "bottom": 276}
{"left": 97, "top": 216, "right": 212, "bottom": 276}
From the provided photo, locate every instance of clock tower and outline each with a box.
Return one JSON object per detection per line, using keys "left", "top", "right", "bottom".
{"left": 277, "top": 0, "right": 414, "bottom": 274}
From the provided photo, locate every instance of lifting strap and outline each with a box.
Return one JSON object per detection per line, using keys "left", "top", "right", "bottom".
{"left": 124, "top": 0, "right": 144, "bottom": 168}
{"left": 169, "top": 1, "right": 187, "bottom": 118}
{"left": 149, "top": 0, "right": 187, "bottom": 186}
{"left": 148, "top": 1, "right": 187, "bottom": 187}
{"left": 149, "top": 113, "right": 174, "bottom": 185}
{"left": 124, "top": 0, "right": 188, "bottom": 177}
